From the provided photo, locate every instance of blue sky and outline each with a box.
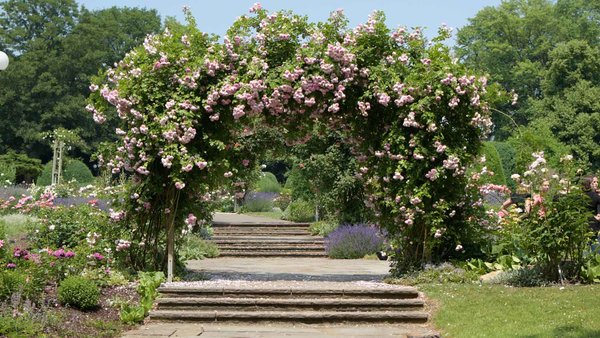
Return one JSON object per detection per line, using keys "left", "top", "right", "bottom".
{"left": 78, "top": 0, "right": 503, "bottom": 42}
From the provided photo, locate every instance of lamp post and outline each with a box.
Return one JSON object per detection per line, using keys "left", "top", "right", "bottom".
{"left": 0, "top": 51, "right": 8, "bottom": 70}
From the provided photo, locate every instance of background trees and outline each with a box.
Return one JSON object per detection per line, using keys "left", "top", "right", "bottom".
{"left": 0, "top": 0, "right": 161, "bottom": 172}
{"left": 456, "top": 0, "right": 600, "bottom": 170}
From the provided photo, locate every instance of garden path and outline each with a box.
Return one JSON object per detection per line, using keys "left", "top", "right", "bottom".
{"left": 121, "top": 213, "right": 439, "bottom": 338}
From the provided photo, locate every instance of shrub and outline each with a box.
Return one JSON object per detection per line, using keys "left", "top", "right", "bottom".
{"left": 386, "top": 263, "right": 479, "bottom": 285}
{"left": 497, "top": 267, "right": 547, "bottom": 287}
{"left": 282, "top": 199, "right": 314, "bottom": 222}
{"left": 0, "top": 163, "right": 15, "bottom": 185}
{"left": 0, "top": 152, "right": 43, "bottom": 184}
{"left": 242, "top": 192, "right": 275, "bottom": 212}
{"left": 273, "top": 189, "right": 291, "bottom": 210}
{"left": 57, "top": 276, "right": 100, "bottom": 310}
{"left": 309, "top": 220, "right": 338, "bottom": 236}
{"left": 490, "top": 141, "right": 516, "bottom": 187}
{"left": 325, "top": 224, "right": 384, "bottom": 259}
{"left": 0, "top": 270, "right": 44, "bottom": 302}
{"left": 255, "top": 172, "right": 281, "bottom": 193}
{"left": 37, "top": 159, "right": 94, "bottom": 186}
{"left": 178, "top": 234, "right": 220, "bottom": 260}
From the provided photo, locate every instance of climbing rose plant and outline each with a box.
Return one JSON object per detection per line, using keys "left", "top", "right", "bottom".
{"left": 88, "top": 5, "right": 501, "bottom": 272}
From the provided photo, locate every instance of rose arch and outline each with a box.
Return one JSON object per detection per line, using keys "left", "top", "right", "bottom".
{"left": 88, "top": 6, "right": 500, "bottom": 281}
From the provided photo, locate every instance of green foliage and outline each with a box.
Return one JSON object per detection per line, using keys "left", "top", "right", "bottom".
{"left": 0, "top": 312, "right": 44, "bottom": 337}
{"left": 57, "top": 276, "right": 100, "bottom": 310}
{"left": 282, "top": 199, "right": 314, "bottom": 222}
{"left": 490, "top": 141, "right": 516, "bottom": 187}
{"left": 0, "top": 152, "right": 42, "bottom": 183}
{"left": 387, "top": 263, "right": 479, "bottom": 285}
{"left": 119, "top": 271, "right": 164, "bottom": 324}
{"left": 308, "top": 220, "right": 338, "bottom": 236}
{"left": 28, "top": 204, "right": 110, "bottom": 249}
{"left": 178, "top": 234, "right": 220, "bottom": 261}
{"left": 0, "top": 1, "right": 161, "bottom": 165}
{"left": 498, "top": 267, "right": 547, "bottom": 287}
{"left": 581, "top": 253, "right": 600, "bottom": 284}
{"left": 0, "top": 162, "right": 15, "bottom": 185}
{"left": 471, "top": 142, "right": 506, "bottom": 186}
{"left": 507, "top": 123, "right": 571, "bottom": 174}
{"left": 456, "top": 0, "right": 600, "bottom": 168}
{"left": 0, "top": 270, "right": 44, "bottom": 302}
{"left": 37, "top": 159, "right": 94, "bottom": 186}
{"left": 242, "top": 197, "right": 273, "bottom": 212}
{"left": 255, "top": 172, "right": 281, "bottom": 193}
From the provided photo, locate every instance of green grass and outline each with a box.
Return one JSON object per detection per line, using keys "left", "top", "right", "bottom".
{"left": 0, "top": 213, "right": 35, "bottom": 240}
{"left": 422, "top": 283, "right": 600, "bottom": 337}
{"left": 244, "top": 211, "right": 283, "bottom": 220}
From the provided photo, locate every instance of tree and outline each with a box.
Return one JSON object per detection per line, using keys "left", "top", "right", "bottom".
{"left": 0, "top": 1, "right": 161, "bottom": 166}
{"left": 456, "top": 0, "right": 600, "bottom": 168}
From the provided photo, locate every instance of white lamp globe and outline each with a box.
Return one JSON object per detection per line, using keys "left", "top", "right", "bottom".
{"left": 0, "top": 51, "right": 9, "bottom": 70}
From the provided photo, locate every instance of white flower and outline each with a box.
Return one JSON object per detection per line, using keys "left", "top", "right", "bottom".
{"left": 49, "top": 224, "right": 55, "bottom": 231}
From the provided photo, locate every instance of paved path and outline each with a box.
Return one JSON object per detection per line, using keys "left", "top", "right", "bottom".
{"left": 121, "top": 213, "right": 439, "bottom": 337}
{"left": 212, "top": 212, "right": 294, "bottom": 224}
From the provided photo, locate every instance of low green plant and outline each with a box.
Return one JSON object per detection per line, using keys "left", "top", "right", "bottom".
{"left": 581, "top": 252, "right": 600, "bottom": 284}
{"left": 242, "top": 197, "right": 273, "bottom": 212}
{"left": 119, "top": 271, "right": 165, "bottom": 324}
{"left": 387, "top": 263, "right": 479, "bottom": 285}
{"left": 496, "top": 267, "right": 547, "bottom": 287}
{"left": 178, "top": 234, "right": 220, "bottom": 261}
{"left": 0, "top": 270, "right": 26, "bottom": 301}
{"left": 0, "top": 312, "right": 44, "bottom": 337}
{"left": 58, "top": 276, "right": 100, "bottom": 310}
{"left": 255, "top": 172, "right": 281, "bottom": 193}
{"left": 308, "top": 220, "right": 338, "bottom": 236}
{"left": 283, "top": 199, "right": 314, "bottom": 222}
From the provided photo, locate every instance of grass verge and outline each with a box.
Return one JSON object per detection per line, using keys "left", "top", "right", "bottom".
{"left": 244, "top": 211, "right": 283, "bottom": 220}
{"left": 422, "top": 283, "right": 600, "bottom": 337}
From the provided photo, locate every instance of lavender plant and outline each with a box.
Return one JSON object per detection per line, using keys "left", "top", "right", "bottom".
{"left": 325, "top": 224, "right": 384, "bottom": 259}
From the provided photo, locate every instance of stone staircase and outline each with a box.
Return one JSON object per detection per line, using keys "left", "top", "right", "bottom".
{"left": 150, "top": 281, "right": 429, "bottom": 324}
{"left": 210, "top": 222, "right": 327, "bottom": 257}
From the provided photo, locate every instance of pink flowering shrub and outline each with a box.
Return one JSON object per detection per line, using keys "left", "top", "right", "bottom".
{"left": 88, "top": 5, "right": 506, "bottom": 272}
{"left": 491, "top": 153, "right": 592, "bottom": 281}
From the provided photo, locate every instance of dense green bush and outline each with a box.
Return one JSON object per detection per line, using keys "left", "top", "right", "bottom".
{"left": 178, "top": 234, "right": 220, "bottom": 260}
{"left": 0, "top": 270, "right": 44, "bottom": 302}
{"left": 282, "top": 199, "right": 314, "bottom": 222}
{"left": 58, "top": 276, "right": 100, "bottom": 310}
{"left": 0, "top": 152, "right": 43, "bottom": 184}
{"left": 478, "top": 142, "right": 507, "bottom": 186}
{"left": 308, "top": 220, "right": 338, "bottom": 236}
{"left": 37, "top": 159, "right": 94, "bottom": 186}
{"left": 255, "top": 172, "right": 281, "bottom": 193}
{"left": 29, "top": 204, "right": 110, "bottom": 249}
{"left": 0, "top": 162, "right": 15, "bottom": 185}
{"left": 490, "top": 141, "right": 516, "bottom": 187}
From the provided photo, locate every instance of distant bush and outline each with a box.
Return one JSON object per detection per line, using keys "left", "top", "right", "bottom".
{"left": 0, "top": 162, "right": 15, "bottom": 185}
{"left": 325, "top": 224, "right": 384, "bottom": 259}
{"left": 58, "top": 276, "right": 100, "bottom": 310}
{"left": 490, "top": 141, "right": 516, "bottom": 187}
{"left": 309, "top": 220, "right": 338, "bottom": 236}
{"left": 37, "top": 159, "right": 94, "bottom": 186}
{"left": 242, "top": 192, "right": 276, "bottom": 212}
{"left": 386, "top": 263, "right": 479, "bottom": 285}
{"left": 282, "top": 199, "right": 314, "bottom": 222}
{"left": 178, "top": 234, "right": 220, "bottom": 260}
{"left": 0, "top": 151, "right": 43, "bottom": 184}
{"left": 255, "top": 172, "right": 281, "bottom": 193}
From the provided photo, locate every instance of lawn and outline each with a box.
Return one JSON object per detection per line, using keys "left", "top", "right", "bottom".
{"left": 422, "top": 283, "right": 600, "bottom": 338}
{"left": 0, "top": 213, "right": 34, "bottom": 240}
{"left": 244, "top": 211, "right": 283, "bottom": 220}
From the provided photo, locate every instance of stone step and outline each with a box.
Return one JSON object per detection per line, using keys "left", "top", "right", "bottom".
{"left": 156, "top": 297, "right": 425, "bottom": 312}
{"left": 158, "top": 286, "right": 420, "bottom": 299}
{"left": 211, "top": 235, "right": 322, "bottom": 241}
{"left": 215, "top": 243, "right": 324, "bottom": 249}
{"left": 218, "top": 251, "right": 326, "bottom": 257}
{"left": 149, "top": 310, "right": 428, "bottom": 323}
{"left": 213, "top": 230, "right": 312, "bottom": 236}
{"left": 211, "top": 236, "right": 325, "bottom": 245}
{"left": 212, "top": 222, "right": 311, "bottom": 228}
